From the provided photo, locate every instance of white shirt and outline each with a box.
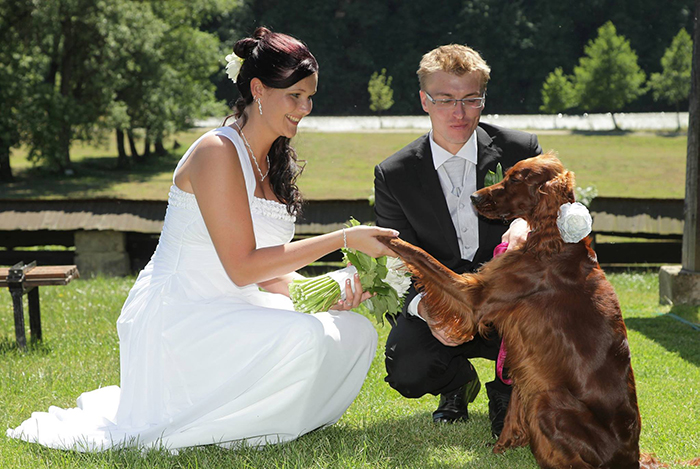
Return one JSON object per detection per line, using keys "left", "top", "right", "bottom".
{"left": 430, "top": 130, "right": 480, "bottom": 262}
{"left": 407, "top": 131, "right": 479, "bottom": 319}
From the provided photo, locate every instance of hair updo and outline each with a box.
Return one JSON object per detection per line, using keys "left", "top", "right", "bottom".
{"left": 225, "top": 27, "right": 319, "bottom": 216}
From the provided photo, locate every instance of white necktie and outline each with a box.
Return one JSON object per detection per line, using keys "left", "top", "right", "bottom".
{"left": 442, "top": 157, "right": 466, "bottom": 197}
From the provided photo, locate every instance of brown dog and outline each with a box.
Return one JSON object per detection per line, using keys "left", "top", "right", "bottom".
{"left": 379, "top": 153, "right": 657, "bottom": 469}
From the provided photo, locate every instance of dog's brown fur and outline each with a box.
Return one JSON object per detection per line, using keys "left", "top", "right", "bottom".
{"left": 379, "top": 153, "right": 669, "bottom": 469}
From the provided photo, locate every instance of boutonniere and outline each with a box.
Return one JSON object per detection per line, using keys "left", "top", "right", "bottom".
{"left": 484, "top": 163, "right": 504, "bottom": 187}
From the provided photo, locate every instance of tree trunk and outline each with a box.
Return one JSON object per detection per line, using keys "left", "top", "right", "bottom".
{"left": 58, "top": 16, "right": 74, "bottom": 173}
{"left": 611, "top": 113, "right": 620, "bottom": 131}
{"left": 143, "top": 132, "right": 151, "bottom": 159}
{"left": 0, "top": 143, "right": 13, "bottom": 182}
{"left": 59, "top": 120, "right": 72, "bottom": 173}
{"left": 155, "top": 136, "right": 167, "bottom": 156}
{"left": 116, "top": 129, "right": 129, "bottom": 169}
{"left": 127, "top": 128, "right": 141, "bottom": 162}
{"left": 681, "top": 0, "right": 700, "bottom": 271}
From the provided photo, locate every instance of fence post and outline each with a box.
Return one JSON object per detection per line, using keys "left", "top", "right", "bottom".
{"left": 659, "top": 0, "right": 700, "bottom": 305}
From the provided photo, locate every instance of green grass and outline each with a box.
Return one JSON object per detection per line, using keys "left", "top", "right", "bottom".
{"left": 0, "top": 272, "right": 698, "bottom": 468}
{"left": 0, "top": 129, "right": 688, "bottom": 200}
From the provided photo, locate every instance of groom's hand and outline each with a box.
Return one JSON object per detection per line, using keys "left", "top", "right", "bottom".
{"left": 418, "top": 302, "right": 473, "bottom": 347}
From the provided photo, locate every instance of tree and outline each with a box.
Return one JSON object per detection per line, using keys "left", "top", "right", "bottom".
{"left": 572, "top": 22, "right": 647, "bottom": 130}
{"left": 540, "top": 67, "right": 577, "bottom": 122}
{"left": 15, "top": 0, "right": 131, "bottom": 173}
{"left": 368, "top": 69, "right": 394, "bottom": 116}
{"left": 110, "top": 0, "right": 230, "bottom": 163}
{"left": 649, "top": 28, "right": 693, "bottom": 130}
{"left": 0, "top": 1, "right": 37, "bottom": 181}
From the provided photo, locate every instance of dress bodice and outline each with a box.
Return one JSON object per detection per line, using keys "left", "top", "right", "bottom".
{"left": 147, "top": 127, "right": 296, "bottom": 299}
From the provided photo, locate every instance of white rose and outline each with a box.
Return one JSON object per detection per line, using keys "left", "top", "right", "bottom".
{"left": 383, "top": 257, "right": 412, "bottom": 296}
{"left": 225, "top": 54, "right": 243, "bottom": 83}
{"left": 557, "top": 202, "right": 593, "bottom": 243}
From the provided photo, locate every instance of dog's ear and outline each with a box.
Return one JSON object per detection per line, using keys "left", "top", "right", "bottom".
{"left": 532, "top": 170, "right": 575, "bottom": 224}
{"left": 543, "top": 170, "right": 575, "bottom": 204}
{"left": 562, "top": 170, "right": 576, "bottom": 203}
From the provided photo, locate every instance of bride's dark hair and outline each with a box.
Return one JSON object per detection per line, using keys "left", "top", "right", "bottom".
{"left": 224, "top": 26, "right": 318, "bottom": 216}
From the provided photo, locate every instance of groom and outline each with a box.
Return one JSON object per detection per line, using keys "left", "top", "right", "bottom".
{"left": 373, "top": 44, "right": 541, "bottom": 437}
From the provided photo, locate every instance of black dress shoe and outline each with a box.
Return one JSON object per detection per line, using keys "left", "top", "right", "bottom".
{"left": 432, "top": 376, "right": 481, "bottom": 423}
{"left": 486, "top": 383, "right": 511, "bottom": 437}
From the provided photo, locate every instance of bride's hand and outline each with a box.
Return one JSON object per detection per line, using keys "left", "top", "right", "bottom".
{"left": 329, "top": 272, "right": 373, "bottom": 311}
{"left": 345, "top": 226, "right": 399, "bottom": 258}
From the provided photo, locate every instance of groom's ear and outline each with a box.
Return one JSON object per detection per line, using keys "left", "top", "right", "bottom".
{"left": 419, "top": 90, "right": 429, "bottom": 113}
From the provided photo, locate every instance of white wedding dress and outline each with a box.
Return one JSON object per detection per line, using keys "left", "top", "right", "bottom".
{"left": 7, "top": 126, "right": 378, "bottom": 452}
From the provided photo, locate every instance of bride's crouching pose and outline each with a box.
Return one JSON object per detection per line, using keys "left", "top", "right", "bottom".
{"left": 7, "top": 27, "right": 397, "bottom": 452}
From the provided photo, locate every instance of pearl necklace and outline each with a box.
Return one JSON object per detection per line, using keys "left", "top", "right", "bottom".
{"left": 233, "top": 122, "right": 270, "bottom": 182}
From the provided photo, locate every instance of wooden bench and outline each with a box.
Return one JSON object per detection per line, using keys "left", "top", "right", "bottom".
{"left": 0, "top": 262, "right": 79, "bottom": 350}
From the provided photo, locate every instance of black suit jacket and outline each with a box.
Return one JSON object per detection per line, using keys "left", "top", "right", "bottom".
{"left": 374, "top": 122, "right": 542, "bottom": 315}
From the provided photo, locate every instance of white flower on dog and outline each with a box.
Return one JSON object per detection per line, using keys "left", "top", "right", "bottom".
{"left": 557, "top": 202, "right": 593, "bottom": 243}
{"left": 225, "top": 53, "right": 243, "bottom": 83}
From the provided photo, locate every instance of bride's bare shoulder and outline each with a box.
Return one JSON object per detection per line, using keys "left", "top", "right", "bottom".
{"left": 192, "top": 131, "right": 239, "bottom": 159}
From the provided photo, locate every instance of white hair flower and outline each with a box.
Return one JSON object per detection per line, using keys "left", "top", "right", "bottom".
{"left": 225, "top": 53, "right": 243, "bottom": 83}
{"left": 557, "top": 202, "right": 593, "bottom": 243}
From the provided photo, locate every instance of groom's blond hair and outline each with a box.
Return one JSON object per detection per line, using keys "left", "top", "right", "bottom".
{"left": 417, "top": 44, "right": 491, "bottom": 91}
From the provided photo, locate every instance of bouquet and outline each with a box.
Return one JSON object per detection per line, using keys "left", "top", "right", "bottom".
{"left": 289, "top": 221, "right": 411, "bottom": 323}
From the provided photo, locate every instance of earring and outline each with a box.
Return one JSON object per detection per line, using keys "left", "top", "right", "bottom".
{"left": 256, "top": 97, "right": 263, "bottom": 116}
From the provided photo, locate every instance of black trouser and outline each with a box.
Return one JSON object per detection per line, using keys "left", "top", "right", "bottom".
{"left": 384, "top": 313, "right": 511, "bottom": 398}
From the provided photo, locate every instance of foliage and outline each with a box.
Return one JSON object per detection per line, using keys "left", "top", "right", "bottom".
{"left": 572, "top": 22, "right": 647, "bottom": 127}
{"left": 0, "top": 0, "right": 234, "bottom": 174}
{"left": 575, "top": 185, "right": 598, "bottom": 207}
{"left": 112, "top": 0, "right": 227, "bottom": 160}
{"left": 484, "top": 163, "right": 504, "bottom": 187}
{"left": 0, "top": 0, "right": 42, "bottom": 181}
{"left": 649, "top": 28, "right": 693, "bottom": 129}
{"left": 22, "top": 0, "right": 128, "bottom": 171}
{"left": 540, "top": 67, "right": 577, "bottom": 114}
{"left": 236, "top": 0, "right": 695, "bottom": 115}
{"left": 368, "top": 68, "right": 395, "bottom": 114}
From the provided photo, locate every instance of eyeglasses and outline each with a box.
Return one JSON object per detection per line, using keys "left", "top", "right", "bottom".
{"left": 423, "top": 90, "right": 486, "bottom": 109}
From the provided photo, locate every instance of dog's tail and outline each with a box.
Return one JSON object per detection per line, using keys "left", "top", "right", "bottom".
{"left": 377, "top": 236, "right": 478, "bottom": 342}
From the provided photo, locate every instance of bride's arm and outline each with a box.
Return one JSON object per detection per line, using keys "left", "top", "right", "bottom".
{"left": 257, "top": 272, "right": 304, "bottom": 296}
{"left": 178, "top": 135, "right": 398, "bottom": 287}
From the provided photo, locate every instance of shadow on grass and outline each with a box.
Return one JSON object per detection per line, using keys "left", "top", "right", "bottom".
{"left": 0, "top": 337, "right": 53, "bottom": 356}
{"left": 571, "top": 129, "right": 634, "bottom": 136}
{"left": 0, "top": 152, "right": 180, "bottom": 199}
{"left": 18, "top": 412, "right": 536, "bottom": 469}
{"left": 625, "top": 307, "right": 700, "bottom": 367}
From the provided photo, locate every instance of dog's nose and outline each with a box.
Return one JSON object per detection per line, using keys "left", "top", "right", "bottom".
{"left": 470, "top": 193, "right": 482, "bottom": 205}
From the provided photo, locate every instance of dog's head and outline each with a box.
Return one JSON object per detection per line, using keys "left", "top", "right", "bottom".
{"left": 470, "top": 152, "right": 575, "bottom": 224}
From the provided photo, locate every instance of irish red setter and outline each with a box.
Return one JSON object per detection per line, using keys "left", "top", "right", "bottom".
{"left": 379, "top": 153, "right": 673, "bottom": 469}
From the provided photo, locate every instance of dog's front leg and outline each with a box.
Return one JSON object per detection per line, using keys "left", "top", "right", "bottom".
{"left": 378, "top": 236, "right": 481, "bottom": 342}
{"left": 494, "top": 388, "right": 529, "bottom": 453}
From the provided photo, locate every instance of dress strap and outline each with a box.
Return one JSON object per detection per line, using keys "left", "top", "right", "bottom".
{"left": 172, "top": 127, "right": 256, "bottom": 199}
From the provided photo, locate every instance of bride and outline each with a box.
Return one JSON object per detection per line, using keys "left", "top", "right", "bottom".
{"left": 7, "top": 27, "right": 398, "bottom": 452}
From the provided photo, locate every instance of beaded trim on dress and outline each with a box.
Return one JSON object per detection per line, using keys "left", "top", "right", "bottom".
{"left": 168, "top": 184, "right": 295, "bottom": 223}
{"left": 251, "top": 196, "right": 296, "bottom": 223}
{"left": 169, "top": 185, "right": 199, "bottom": 211}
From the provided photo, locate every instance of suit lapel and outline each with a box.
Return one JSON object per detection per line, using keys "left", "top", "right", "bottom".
{"left": 414, "top": 136, "right": 461, "bottom": 259}
{"left": 476, "top": 126, "right": 501, "bottom": 190}
{"left": 476, "top": 126, "right": 505, "bottom": 259}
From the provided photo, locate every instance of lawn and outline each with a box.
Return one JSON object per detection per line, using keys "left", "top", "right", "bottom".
{"left": 0, "top": 272, "right": 698, "bottom": 468}
{"left": 0, "top": 129, "right": 688, "bottom": 201}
